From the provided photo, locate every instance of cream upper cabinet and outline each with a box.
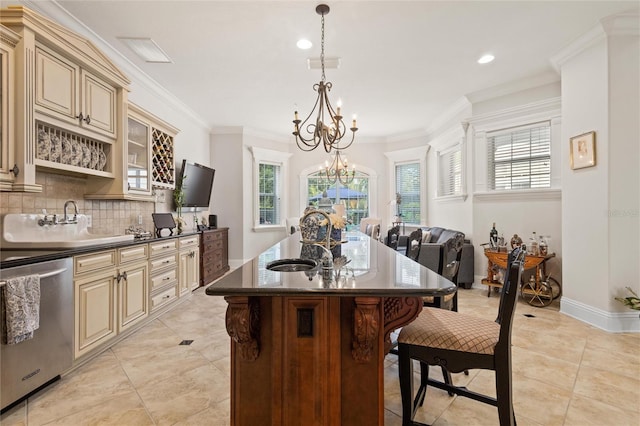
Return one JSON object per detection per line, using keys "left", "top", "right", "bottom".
{"left": 0, "top": 6, "right": 130, "bottom": 193}
{"left": 127, "top": 103, "right": 178, "bottom": 192}
{"left": 35, "top": 45, "right": 116, "bottom": 139}
{"left": 0, "top": 25, "right": 19, "bottom": 191}
{"left": 127, "top": 107, "right": 151, "bottom": 194}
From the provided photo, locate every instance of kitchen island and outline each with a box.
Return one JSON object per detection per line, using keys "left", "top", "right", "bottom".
{"left": 205, "top": 231, "right": 456, "bottom": 425}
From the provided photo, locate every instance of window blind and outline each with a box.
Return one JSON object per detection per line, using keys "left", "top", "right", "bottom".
{"left": 438, "top": 147, "right": 462, "bottom": 196}
{"left": 395, "top": 162, "right": 421, "bottom": 224}
{"left": 487, "top": 122, "right": 551, "bottom": 190}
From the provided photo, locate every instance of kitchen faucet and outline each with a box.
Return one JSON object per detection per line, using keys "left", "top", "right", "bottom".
{"left": 300, "top": 209, "right": 333, "bottom": 280}
{"left": 62, "top": 200, "right": 79, "bottom": 224}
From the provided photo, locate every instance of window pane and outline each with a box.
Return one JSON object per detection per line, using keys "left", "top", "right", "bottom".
{"left": 488, "top": 123, "right": 551, "bottom": 190}
{"left": 259, "top": 163, "right": 280, "bottom": 224}
{"left": 306, "top": 171, "right": 370, "bottom": 228}
{"left": 396, "top": 163, "right": 420, "bottom": 224}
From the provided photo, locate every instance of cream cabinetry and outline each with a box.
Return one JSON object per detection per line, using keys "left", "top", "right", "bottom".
{"left": 148, "top": 239, "right": 179, "bottom": 312}
{"left": 34, "top": 45, "right": 116, "bottom": 139}
{"left": 0, "top": 25, "right": 19, "bottom": 191}
{"left": 127, "top": 103, "right": 178, "bottom": 192}
{"left": 73, "top": 245, "right": 148, "bottom": 359}
{"left": 178, "top": 235, "right": 200, "bottom": 295}
{"left": 0, "top": 6, "right": 130, "bottom": 192}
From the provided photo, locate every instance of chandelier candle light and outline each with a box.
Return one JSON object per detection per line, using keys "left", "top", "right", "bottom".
{"left": 293, "top": 4, "right": 358, "bottom": 153}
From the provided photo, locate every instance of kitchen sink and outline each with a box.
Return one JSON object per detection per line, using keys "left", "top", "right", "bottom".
{"left": 266, "top": 258, "right": 318, "bottom": 272}
{"left": 1, "top": 213, "right": 134, "bottom": 249}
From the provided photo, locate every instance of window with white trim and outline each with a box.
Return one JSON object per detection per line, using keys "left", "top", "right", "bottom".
{"left": 487, "top": 122, "right": 551, "bottom": 190}
{"left": 258, "top": 163, "right": 280, "bottom": 225}
{"left": 395, "top": 162, "right": 421, "bottom": 224}
{"left": 250, "top": 146, "right": 291, "bottom": 229}
{"left": 437, "top": 145, "right": 462, "bottom": 197}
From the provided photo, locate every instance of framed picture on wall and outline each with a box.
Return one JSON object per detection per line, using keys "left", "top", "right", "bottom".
{"left": 569, "top": 131, "right": 596, "bottom": 170}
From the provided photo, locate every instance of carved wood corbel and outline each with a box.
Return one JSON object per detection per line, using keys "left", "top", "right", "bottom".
{"left": 352, "top": 297, "right": 380, "bottom": 363}
{"left": 382, "top": 297, "right": 422, "bottom": 354}
{"left": 224, "top": 296, "right": 260, "bottom": 361}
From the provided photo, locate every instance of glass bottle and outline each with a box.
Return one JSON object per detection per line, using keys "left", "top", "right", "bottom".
{"left": 530, "top": 231, "right": 539, "bottom": 255}
{"left": 490, "top": 222, "right": 498, "bottom": 248}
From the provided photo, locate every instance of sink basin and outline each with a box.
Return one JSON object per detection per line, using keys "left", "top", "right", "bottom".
{"left": 1, "top": 213, "right": 134, "bottom": 249}
{"left": 266, "top": 258, "right": 318, "bottom": 272}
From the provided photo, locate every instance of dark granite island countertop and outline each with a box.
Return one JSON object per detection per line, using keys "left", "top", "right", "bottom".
{"left": 205, "top": 230, "right": 456, "bottom": 297}
{"left": 205, "top": 231, "right": 456, "bottom": 426}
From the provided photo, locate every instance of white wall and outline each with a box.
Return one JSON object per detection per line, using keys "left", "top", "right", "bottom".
{"left": 554, "top": 13, "right": 639, "bottom": 331}
{"left": 210, "top": 130, "right": 244, "bottom": 264}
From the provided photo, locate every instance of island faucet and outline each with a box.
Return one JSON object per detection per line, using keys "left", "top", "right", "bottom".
{"left": 300, "top": 209, "right": 333, "bottom": 278}
{"left": 62, "top": 200, "right": 79, "bottom": 224}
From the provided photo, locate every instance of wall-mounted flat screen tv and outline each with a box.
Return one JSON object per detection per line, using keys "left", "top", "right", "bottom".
{"left": 177, "top": 159, "right": 215, "bottom": 208}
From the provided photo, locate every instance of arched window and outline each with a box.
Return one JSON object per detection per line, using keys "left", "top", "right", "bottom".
{"left": 306, "top": 171, "right": 370, "bottom": 228}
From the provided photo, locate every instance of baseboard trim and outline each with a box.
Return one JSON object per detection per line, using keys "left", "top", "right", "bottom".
{"left": 561, "top": 297, "right": 640, "bottom": 333}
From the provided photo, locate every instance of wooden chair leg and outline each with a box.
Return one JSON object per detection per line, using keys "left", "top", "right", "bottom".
{"left": 398, "top": 346, "right": 415, "bottom": 425}
{"left": 440, "top": 366, "right": 455, "bottom": 396}
{"left": 495, "top": 360, "right": 516, "bottom": 426}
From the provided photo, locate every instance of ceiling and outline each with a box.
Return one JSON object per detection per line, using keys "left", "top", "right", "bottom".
{"left": 21, "top": 1, "right": 638, "bottom": 140}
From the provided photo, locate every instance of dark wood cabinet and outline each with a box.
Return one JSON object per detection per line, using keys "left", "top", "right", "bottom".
{"left": 200, "top": 228, "right": 229, "bottom": 286}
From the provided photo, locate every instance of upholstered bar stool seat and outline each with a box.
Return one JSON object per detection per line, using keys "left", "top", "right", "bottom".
{"left": 399, "top": 308, "right": 499, "bottom": 355}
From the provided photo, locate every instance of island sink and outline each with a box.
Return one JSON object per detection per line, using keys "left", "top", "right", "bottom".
{"left": 266, "top": 258, "right": 318, "bottom": 272}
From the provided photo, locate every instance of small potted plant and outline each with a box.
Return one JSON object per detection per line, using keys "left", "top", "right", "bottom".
{"left": 615, "top": 287, "right": 640, "bottom": 315}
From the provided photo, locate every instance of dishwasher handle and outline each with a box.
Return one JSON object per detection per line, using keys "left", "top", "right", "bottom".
{"left": 0, "top": 267, "right": 68, "bottom": 288}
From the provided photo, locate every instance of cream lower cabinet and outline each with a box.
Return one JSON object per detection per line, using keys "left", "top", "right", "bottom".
{"left": 149, "top": 239, "right": 179, "bottom": 312}
{"left": 74, "top": 245, "right": 149, "bottom": 359}
{"left": 178, "top": 235, "right": 200, "bottom": 295}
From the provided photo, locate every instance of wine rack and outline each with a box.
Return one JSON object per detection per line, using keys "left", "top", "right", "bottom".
{"left": 151, "top": 127, "right": 175, "bottom": 189}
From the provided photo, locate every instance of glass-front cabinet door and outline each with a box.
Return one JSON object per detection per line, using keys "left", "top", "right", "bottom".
{"left": 126, "top": 112, "right": 150, "bottom": 193}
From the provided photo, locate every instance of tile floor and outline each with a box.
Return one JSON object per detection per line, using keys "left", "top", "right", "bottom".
{"left": 2, "top": 284, "right": 639, "bottom": 425}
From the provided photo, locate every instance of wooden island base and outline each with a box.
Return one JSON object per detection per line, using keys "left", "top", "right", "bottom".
{"left": 224, "top": 295, "right": 422, "bottom": 426}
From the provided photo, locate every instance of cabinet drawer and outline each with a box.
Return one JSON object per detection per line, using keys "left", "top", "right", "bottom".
{"left": 179, "top": 235, "right": 199, "bottom": 249}
{"left": 149, "top": 240, "right": 177, "bottom": 257}
{"left": 202, "top": 250, "right": 222, "bottom": 266}
{"left": 203, "top": 239, "right": 223, "bottom": 253}
{"left": 74, "top": 250, "right": 116, "bottom": 275}
{"left": 203, "top": 231, "right": 223, "bottom": 244}
{"left": 150, "top": 268, "right": 177, "bottom": 292}
{"left": 149, "top": 254, "right": 177, "bottom": 273}
{"left": 118, "top": 244, "right": 148, "bottom": 264}
{"left": 150, "top": 286, "right": 177, "bottom": 312}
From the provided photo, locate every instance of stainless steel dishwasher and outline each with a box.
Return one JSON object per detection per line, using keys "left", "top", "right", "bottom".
{"left": 1, "top": 257, "right": 73, "bottom": 412}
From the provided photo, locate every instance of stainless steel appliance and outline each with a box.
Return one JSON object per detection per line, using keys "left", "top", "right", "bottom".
{"left": 1, "top": 257, "right": 73, "bottom": 411}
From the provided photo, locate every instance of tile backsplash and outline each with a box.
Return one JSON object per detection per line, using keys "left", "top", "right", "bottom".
{"left": 0, "top": 172, "right": 165, "bottom": 235}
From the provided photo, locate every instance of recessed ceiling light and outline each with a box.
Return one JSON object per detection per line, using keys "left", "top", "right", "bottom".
{"left": 118, "top": 37, "right": 172, "bottom": 63}
{"left": 297, "top": 39, "right": 313, "bottom": 50}
{"left": 478, "top": 54, "right": 495, "bottom": 64}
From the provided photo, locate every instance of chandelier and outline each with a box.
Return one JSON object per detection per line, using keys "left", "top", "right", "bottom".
{"left": 324, "top": 150, "right": 355, "bottom": 185}
{"left": 293, "top": 4, "right": 358, "bottom": 153}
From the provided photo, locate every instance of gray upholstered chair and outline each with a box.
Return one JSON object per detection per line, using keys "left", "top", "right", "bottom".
{"left": 386, "top": 225, "right": 401, "bottom": 251}
{"left": 405, "top": 229, "right": 423, "bottom": 261}
{"left": 397, "top": 248, "right": 525, "bottom": 426}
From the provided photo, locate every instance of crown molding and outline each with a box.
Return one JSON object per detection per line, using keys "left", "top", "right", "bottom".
{"left": 467, "top": 97, "right": 561, "bottom": 132}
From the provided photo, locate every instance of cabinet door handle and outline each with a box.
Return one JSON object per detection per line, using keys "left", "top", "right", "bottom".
{"left": 76, "top": 112, "right": 84, "bottom": 122}
{"left": 84, "top": 115, "right": 91, "bottom": 124}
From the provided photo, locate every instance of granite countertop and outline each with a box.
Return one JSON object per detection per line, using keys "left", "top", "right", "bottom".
{"left": 0, "top": 231, "right": 200, "bottom": 269}
{"left": 205, "top": 231, "right": 456, "bottom": 297}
